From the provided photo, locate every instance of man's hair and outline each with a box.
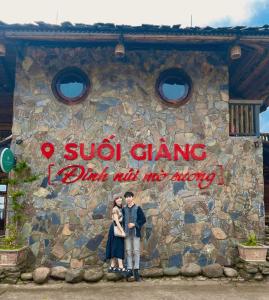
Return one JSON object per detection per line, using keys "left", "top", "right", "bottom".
{"left": 124, "top": 191, "right": 134, "bottom": 198}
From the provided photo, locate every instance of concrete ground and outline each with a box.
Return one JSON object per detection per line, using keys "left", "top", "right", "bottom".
{"left": 0, "top": 279, "right": 269, "bottom": 300}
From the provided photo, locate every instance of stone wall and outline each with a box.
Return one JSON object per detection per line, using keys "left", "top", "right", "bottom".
{"left": 9, "top": 46, "right": 264, "bottom": 269}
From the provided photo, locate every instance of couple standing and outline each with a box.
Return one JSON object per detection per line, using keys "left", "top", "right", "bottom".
{"left": 105, "top": 191, "right": 146, "bottom": 282}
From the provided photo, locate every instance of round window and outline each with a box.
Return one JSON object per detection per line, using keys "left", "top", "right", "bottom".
{"left": 156, "top": 68, "right": 192, "bottom": 106}
{"left": 52, "top": 67, "right": 90, "bottom": 104}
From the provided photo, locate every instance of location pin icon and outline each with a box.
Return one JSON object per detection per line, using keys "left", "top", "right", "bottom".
{"left": 41, "top": 142, "right": 55, "bottom": 159}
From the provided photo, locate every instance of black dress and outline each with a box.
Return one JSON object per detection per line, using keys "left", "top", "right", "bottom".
{"left": 105, "top": 207, "right": 125, "bottom": 260}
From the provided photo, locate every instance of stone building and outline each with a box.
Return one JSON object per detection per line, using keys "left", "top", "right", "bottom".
{"left": 0, "top": 23, "right": 269, "bottom": 269}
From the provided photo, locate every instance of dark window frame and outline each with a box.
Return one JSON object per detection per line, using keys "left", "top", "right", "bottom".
{"left": 51, "top": 67, "right": 91, "bottom": 105}
{"left": 155, "top": 68, "right": 192, "bottom": 107}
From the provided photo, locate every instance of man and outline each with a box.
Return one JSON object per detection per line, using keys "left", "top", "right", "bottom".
{"left": 122, "top": 191, "right": 146, "bottom": 282}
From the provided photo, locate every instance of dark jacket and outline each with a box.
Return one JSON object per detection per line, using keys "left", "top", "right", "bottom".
{"left": 122, "top": 205, "right": 146, "bottom": 238}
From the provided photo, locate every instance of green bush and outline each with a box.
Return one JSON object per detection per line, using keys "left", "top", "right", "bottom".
{"left": 0, "top": 160, "right": 39, "bottom": 250}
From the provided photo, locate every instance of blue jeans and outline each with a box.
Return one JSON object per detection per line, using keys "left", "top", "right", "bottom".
{"left": 125, "top": 236, "right": 140, "bottom": 269}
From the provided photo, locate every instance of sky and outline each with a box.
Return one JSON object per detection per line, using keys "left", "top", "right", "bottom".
{"left": 0, "top": 0, "right": 268, "bottom": 27}
{"left": 0, "top": 0, "right": 269, "bottom": 131}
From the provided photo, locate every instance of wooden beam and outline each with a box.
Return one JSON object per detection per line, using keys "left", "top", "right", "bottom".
{"left": 230, "top": 49, "right": 261, "bottom": 95}
{"left": 5, "top": 31, "right": 269, "bottom": 43}
{"left": 236, "top": 49, "right": 269, "bottom": 94}
{"left": 229, "top": 43, "right": 268, "bottom": 99}
{"left": 0, "top": 123, "right": 12, "bottom": 130}
{"left": 4, "top": 31, "right": 237, "bottom": 43}
{"left": 229, "top": 99, "right": 264, "bottom": 104}
{"left": 240, "top": 37, "right": 269, "bottom": 43}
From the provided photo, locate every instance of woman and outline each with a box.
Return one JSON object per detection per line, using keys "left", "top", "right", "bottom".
{"left": 105, "top": 196, "right": 127, "bottom": 273}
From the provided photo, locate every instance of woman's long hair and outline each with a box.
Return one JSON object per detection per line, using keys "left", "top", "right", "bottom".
{"left": 113, "top": 196, "right": 123, "bottom": 208}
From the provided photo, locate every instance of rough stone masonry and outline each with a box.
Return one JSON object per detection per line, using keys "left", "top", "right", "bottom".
{"left": 8, "top": 46, "right": 264, "bottom": 270}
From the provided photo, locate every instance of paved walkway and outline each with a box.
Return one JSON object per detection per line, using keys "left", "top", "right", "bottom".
{"left": 0, "top": 280, "right": 269, "bottom": 300}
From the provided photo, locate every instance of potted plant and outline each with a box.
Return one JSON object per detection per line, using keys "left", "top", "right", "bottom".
{"left": 0, "top": 160, "right": 39, "bottom": 266}
{"left": 238, "top": 231, "right": 269, "bottom": 262}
